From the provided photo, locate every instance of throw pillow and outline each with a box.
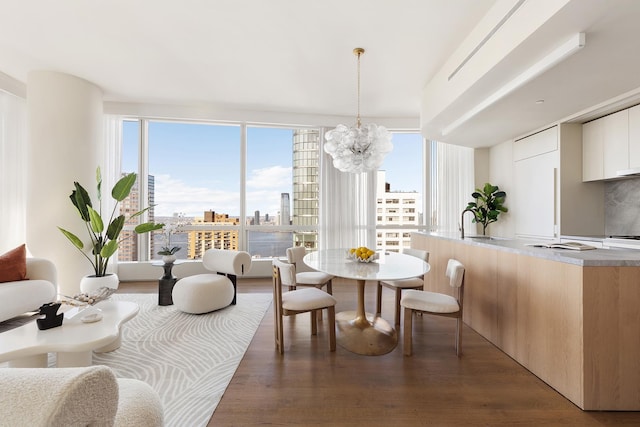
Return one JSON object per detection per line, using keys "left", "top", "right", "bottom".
{"left": 0, "top": 244, "right": 27, "bottom": 283}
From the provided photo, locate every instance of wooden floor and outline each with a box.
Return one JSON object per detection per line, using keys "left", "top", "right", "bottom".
{"left": 120, "top": 279, "right": 640, "bottom": 426}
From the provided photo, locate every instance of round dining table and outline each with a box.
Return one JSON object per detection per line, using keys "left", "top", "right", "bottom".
{"left": 304, "top": 248, "right": 430, "bottom": 356}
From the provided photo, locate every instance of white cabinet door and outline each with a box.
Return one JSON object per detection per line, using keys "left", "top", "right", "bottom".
{"left": 629, "top": 105, "right": 640, "bottom": 168}
{"left": 514, "top": 150, "right": 558, "bottom": 239}
{"left": 582, "top": 119, "right": 604, "bottom": 181}
{"left": 603, "top": 109, "right": 629, "bottom": 178}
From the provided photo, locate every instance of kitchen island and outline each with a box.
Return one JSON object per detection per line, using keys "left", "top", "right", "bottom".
{"left": 411, "top": 232, "right": 640, "bottom": 411}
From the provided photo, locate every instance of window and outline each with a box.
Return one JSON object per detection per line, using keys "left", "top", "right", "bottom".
{"left": 122, "top": 120, "right": 324, "bottom": 261}
{"left": 376, "top": 132, "right": 426, "bottom": 252}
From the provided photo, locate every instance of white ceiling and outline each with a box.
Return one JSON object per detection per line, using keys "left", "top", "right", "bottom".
{"left": 1, "top": 0, "right": 639, "bottom": 148}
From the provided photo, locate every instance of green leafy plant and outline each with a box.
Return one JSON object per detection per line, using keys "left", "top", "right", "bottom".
{"left": 465, "top": 183, "right": 508, "bottom": 235}
{"left": 58, "top": 167, "right": 164, "bottom": 276}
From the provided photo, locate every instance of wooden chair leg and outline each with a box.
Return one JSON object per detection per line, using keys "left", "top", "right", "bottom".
{"left": 394, "top": 288, "right": 402, "bottom": 327}
{"left": 456, "top": 316, "right": 462, "bottom": 357}
{"left": 315, "top": 287, "right": 324, "bottom": 321}
{"left": 403, "top": 307, "right": 413, "bottom": 356}
{"left": 326, "top": 280, "right": 333, "bottom": 295}
{"left": 327, "top": 306, "right": 336, "bottom": 351}
{"left": 276, "top": 311, "right": 284, "bottom": 354}
{"left": 375, "top": 282, "right": 383, "bottom": 316}
{"left": 310, "top": 311, "right": 318, "bottom": 335}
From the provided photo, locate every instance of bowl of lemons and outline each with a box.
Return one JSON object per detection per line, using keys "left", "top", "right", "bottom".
{"left": 348, "top": 246, "right": 378, "bottom": 263}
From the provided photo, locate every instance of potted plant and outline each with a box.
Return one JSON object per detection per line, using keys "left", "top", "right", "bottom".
{"left": 157, "top": 215, "right": 186, "bottom": 264}
{"left": 465, "top": 182, "right": 508, "bottom": 236}
{"left": 58, "top": 167, "right": 163, "bottom": 293}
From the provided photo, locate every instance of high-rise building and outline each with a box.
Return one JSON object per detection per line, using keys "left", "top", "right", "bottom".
{"left": 254, "top": 210, "right": 260, "bottom": 225}
{"left": 118, "top": 174, "right": 155, "bottom": 261}
{"left": 280, "top": 193, "right": 290, "bottom": 226}
{"left": 188, "top": 210, "right": 239, "bottom": 259}
{"left": 375, "top": 170, "right": 419, "bottom": 252}
{"left": 292, "top": 129, "right": 320, "bottom": 249}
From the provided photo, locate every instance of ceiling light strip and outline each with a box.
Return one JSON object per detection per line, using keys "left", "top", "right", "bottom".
{"left": 448, "top": 0, "right": 526, "bottom": 82}
{"left": 442, "top": 32, "right": 586, "bottom": 136}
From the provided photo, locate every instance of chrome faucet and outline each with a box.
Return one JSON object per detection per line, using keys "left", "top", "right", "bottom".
{"left": 460, "top": 208, "right": 475, "bottom": 239}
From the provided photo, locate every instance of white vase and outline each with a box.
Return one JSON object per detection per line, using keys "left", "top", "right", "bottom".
{"left": 162, "top": 255, "right": 177, "bottom": 264}
{"left": 80, "top": 273, "right": 119, "bottom": 295}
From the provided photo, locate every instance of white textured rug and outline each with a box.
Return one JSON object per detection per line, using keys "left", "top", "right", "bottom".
{"left": 93, "top": 293, "right": 272, "bottom": 427}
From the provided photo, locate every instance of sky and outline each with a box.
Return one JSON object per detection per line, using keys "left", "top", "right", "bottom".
{"left": 122, "top": 121, "right": 423, "bottom": 218}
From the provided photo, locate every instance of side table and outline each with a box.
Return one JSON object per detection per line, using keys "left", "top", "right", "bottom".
{"left": 153, "top": 261, "right": 183, "bottom": 306}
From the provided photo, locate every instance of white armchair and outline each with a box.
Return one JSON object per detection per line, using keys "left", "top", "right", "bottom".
{"left": 0, "top": 365, "right": 163, "bottom": 427}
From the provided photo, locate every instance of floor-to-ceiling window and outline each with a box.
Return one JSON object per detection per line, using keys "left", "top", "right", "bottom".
{"left": 119, "top": 118, "right": 430, "bottom": 263}
{"left": 375, "top": 132, "right": 427, "bottom": 252}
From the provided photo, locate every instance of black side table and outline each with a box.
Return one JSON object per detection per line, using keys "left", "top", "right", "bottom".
{"left": 153, "top": 261, "right": 183, "bottom": 306}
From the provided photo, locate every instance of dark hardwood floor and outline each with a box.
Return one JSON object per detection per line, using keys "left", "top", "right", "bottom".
{"left": 119, "top": 279, "right": 640, "bottom": 426}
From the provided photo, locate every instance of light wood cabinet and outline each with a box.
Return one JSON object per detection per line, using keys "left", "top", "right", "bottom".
{"left": 411, "top": 233, "right": 640, "bottom": 411}
{"left": 629, "top": 104, "right": 640, "bottom": 168}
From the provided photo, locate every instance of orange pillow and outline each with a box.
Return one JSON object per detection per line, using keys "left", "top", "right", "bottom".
{"left": 0, "top": 244, "right": 27, "bottom": 283}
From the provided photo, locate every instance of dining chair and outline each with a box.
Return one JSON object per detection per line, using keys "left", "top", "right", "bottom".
{"left": 272, "top": 258, "right": 337, "bottom": 354}
{"left": 286, "top": 246, "right": 334, "bottom": 321}
{"left": 286, "top": 246, "right": 334, "bottom": 294}
{"left": 400, "top": 258, "right": 465, "bottom": 356}
{"left": 375, "top": 248, "right": 429, "bottom": 327}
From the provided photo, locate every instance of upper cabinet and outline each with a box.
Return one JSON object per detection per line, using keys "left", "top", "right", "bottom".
{"left": 583, "top": 108, "right": 634, "bottom": 181}
{"left": 603, "top": 110, "right": 629, "bottom": 177}
{"left": 582, "top": 119, "right": 604, "bottom": 182}
{"left": 629, "top": 105, "right": 640, "bottom": 169}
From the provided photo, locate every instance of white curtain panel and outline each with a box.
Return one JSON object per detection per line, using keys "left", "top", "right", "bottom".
{"left": 0, "top": 91, "right": 27, "bottom": 253}
{"left": 102, "top": 115, "right": 122, "bottom": 271}
{"left": 430, "top": 141, "right": 474, "bottom": 234}
{"left": 319, "top": 129, "right": 377, "bottom": 250}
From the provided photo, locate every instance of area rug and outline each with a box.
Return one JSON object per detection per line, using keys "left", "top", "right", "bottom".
{"left": 93, "top": 293, "right": 272, "bottom": 427}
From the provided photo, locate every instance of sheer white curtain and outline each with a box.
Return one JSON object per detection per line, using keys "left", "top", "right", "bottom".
{"left": 102, "top": 115, "right": 122, "bottom": 270}
{"left": 319, "top": 129, "right": 377, "bottom": 250}
{"left": 0, "top": 91, "right": 27, "bottom": 253}
{"left": 430, "top": 141, "right": 474, "bottom": 234}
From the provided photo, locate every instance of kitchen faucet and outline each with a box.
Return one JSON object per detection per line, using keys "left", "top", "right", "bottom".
{"left": 460, "top": 208, "right": 475, "bottom": 239}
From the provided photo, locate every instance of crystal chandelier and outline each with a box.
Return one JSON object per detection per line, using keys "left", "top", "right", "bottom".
{"left": 324, "top": 48, "right": 393, "bottom": 173}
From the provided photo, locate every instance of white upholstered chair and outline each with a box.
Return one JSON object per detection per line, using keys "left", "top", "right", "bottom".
{"left": 375, "top": 248, "right": 429, "bottom": 327}
{"left": 286, "top": 246, "right": 334, "bottom": 294}
{"left": 272, "top": 258, "right": 336, "bottom": 354}
{"left": 0, "top": 365, "right": 163, "bottom": 426}
{"left": 401, "top": 258, "right": 465, "bottom": 356}
{"left": 173, "top": 248, "right": 251, "bottom": 314}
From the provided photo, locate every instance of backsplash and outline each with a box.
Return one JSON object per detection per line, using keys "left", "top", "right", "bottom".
{"left": 605, "top": 178, "right": 640, "bottom": 236}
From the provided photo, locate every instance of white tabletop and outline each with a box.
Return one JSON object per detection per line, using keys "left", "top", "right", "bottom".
{"left": 0, "top": 300, "right": 138, "bottom": 363}
{"left": 304, "top": 248, "right": 430, "bottom": 282}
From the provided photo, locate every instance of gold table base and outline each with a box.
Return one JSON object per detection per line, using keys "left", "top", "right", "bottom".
{"left": 336, "top": 310, "right": 398, "bottom": 355}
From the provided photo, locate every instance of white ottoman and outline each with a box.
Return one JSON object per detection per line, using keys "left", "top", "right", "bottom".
{"left": 172, "top": 274, "right": 235, "bottom": 314}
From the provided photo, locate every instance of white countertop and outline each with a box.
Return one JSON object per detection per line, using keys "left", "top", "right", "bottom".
{"left": 417, "top": 232, "right": 640, "bottom": 267}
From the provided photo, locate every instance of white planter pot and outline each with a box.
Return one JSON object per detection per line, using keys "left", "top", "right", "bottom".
{"left": 80, "top": 274, "right": 119, "bottom": 295}
{"left": 162, "top": 255, "right": 177, "bottom": 264}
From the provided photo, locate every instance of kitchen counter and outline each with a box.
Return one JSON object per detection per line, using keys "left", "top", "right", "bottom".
{"left": 420, "top": 232, "right": 640, "bottom": 267}
{"left": 411, "top": 232, "right": 640, "bottom": 411}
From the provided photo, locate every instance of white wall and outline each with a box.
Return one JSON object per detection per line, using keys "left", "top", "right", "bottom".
{"left": 488, "top": 139, "right": 515, "bottom": 238}
{"left": 26, "top": 71, "right": 104, "bottom": 296}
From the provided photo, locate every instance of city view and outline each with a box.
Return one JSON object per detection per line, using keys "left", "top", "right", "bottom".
{"left": 119, "top": 120, "right": 423, "bottom": 261}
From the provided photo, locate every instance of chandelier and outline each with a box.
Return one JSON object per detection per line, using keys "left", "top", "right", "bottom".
{"left": 324, "top": 48, "right": 393, "bottom": 173}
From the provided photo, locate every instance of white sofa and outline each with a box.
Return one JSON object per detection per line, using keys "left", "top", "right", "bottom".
{"left": 0, "top": 258, "right": 57, "bottom": 323}
{"left": 0, "top": 365, "right": 163, "bottom": 427}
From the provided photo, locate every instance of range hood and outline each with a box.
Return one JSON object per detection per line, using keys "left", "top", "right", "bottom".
{"left": 616, "top": 167, "right": 640, "bottom": 177}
